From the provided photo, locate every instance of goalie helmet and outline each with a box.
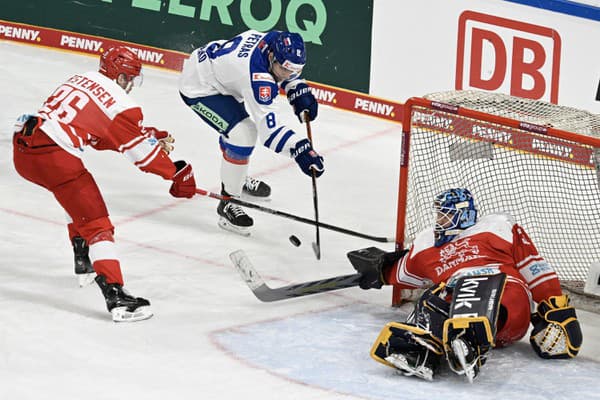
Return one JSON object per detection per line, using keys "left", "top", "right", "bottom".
{"left": 272, "top": 31, "right": 306, "bottom": 76}
{"left": 433, "top": 188, "right": 477, "bottom": 247}
{"left": 99, "top": 46, "right": 143, "bottom": 83}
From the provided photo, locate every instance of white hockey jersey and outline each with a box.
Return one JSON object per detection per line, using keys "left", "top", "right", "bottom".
{"left": 179, "top": 30, "right": 305, "bottom": 157}
{"left": 35, "top": 70, "right": 176, "bottom": 179}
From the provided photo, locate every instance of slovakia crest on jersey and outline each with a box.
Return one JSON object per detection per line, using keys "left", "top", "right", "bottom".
{"left": 259, "top": 86, "right": 272, "bottom": 102}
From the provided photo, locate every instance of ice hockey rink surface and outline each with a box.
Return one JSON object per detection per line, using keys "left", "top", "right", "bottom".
{"left": 1, "top": 42, "right": 600, "bottom": 400}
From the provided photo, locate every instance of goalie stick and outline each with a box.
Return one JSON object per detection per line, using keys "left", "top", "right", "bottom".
{"left": 230, "top": 250, "right": 361, "bottom": 302}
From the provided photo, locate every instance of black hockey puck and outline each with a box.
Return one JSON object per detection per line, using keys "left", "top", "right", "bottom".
{"left": 289, "top": 235, "right": 301, "bottom": 247}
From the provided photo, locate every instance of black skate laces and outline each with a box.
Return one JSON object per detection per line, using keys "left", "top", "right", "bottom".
{"left": 225, "top": 202, "right": 247, "bottom": 217}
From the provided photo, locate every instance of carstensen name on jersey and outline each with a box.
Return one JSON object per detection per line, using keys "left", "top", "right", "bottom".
{"left": 67, "top": 74, "right": 116, "bottom": 109}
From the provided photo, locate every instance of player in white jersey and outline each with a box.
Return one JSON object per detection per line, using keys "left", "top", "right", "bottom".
{"left": 12, "top": 47, "right": 197, "bottom": 322}
{"left": 179, "top": 30, "right": 324, "bottom": 235}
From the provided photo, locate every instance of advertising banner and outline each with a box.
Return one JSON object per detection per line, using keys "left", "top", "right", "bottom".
{"left": 1, "top": 0, "right": 374, "bottom": 93}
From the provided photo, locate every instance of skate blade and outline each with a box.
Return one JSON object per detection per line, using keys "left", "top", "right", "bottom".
{"left": 111, "top": 306, "right": 154, "bottom": 323}
{"left": 77, "top": 273, "right": 96, "bottom": 288}
{"left": 451, "top": 339, "right": 477, "bottom": 383}
{"left": 218, "top": 218, "right": 251, "bottom": 237}
{"left": 385, "top": 354, "right": 433, "bottom": 381}
{"left": 240, "top": 192, "right": 271, "bottom": 202}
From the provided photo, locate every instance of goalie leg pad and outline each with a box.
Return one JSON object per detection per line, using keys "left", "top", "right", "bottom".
{"left": 444, "top": 273, "right": 507, "bottom": 347}
{"left": 371, "top": 322, "right": 443, "bottom": 381}
{"left": 443, "top": 273, "right": 507, "bottom": 381}
{"left": 410, "top": 282, "right": 450, "bottom": 338}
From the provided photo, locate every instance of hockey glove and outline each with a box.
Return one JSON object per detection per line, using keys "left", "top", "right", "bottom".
{"left": 169, "top": 160, "right": 196, "bottom": 199}
{"left": 291, "top": 139, "right": 324, "bottom": 178}
{"left": 143, "top": 126, "right": 175, "bottom": 155}
{"left": 13, "top": 114, "right": 39, "bottom": 135}
{"left": 287, "top": 83, "right": 318, "bottom": 122}
{"left": 530, "top": 294, "right": 582, "bottom": 359}
{"left": 347, "top": 247, "right": 407, "bottom": 289}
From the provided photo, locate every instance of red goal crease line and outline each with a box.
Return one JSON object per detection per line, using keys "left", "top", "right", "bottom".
{"left": 0, "top": 19, "right": 404, "bottom": 124}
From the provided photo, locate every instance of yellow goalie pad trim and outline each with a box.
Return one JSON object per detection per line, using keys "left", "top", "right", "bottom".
{"left": 370, "top": 322, "right": 443, "bottom": 367}
{"left": 442, "top": 316, "right": 495, "bottom": 351}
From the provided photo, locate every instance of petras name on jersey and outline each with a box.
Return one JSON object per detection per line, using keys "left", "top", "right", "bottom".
{"left": 237, "top": 33, "right": 262, "bottom": 58}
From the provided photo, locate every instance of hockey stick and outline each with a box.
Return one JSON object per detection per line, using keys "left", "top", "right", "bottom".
{"left": 230, "top": 250, "right": 361, "bottom": 302}
{"left": 305, "top": 112, "right": 321, "bottom": 260}
{"left": 194, "top": 188, "right": 394, "bottom": 243}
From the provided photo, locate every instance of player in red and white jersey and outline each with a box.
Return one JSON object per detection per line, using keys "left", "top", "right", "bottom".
{"left": 12, "top": 46, "right": 197, "bottom": 322}
{"left": 349, "top": 188, "right": 582, "bottom": 381}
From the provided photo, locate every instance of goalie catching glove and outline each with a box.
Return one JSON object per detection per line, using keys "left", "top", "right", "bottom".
{"left": 530, "top": 294, "right": 582, "bottom": 359}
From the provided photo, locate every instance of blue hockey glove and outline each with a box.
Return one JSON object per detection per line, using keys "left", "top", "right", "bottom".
{"left": 291, "top": 139, "right": 324, "bottom": 177}
{"left": 287, "top": 83, "right": 318, "bottom": 122}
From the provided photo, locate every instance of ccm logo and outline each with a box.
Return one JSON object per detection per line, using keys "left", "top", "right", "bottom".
{"left": 456, "top": 11, "right": 561, "bottom": 103}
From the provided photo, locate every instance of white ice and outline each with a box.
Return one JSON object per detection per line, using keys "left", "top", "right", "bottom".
{"left": 1, "top": 42, "right": 599, "bottom": 400}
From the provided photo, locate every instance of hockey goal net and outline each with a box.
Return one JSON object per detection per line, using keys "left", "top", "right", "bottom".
{"left": 394, "top": 91, "right": 600, "bottom": 308}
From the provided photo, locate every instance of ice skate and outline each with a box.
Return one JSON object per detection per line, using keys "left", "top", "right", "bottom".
{"left": 95, "top": 275, "right": 153, "bottom": 322}
{"left": 447, "top": 337, "right": 483, "bottom": 383}
{"left": 385, "top": 352, "right": 435, "bottom": 381}
{"left": 217, "top": 199, "right": 253, "bottom": 236}
{"left": 72, "top": 236, "right": 95, "bottom": 287}
{"left": 242, "top": 176, "right": 271, "bottom": 201}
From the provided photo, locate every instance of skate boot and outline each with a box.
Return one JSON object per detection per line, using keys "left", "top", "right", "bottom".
{"left": 217, "top": 199, "right": 253, "bottom": 236}
{"left": 95, "top": 275, "right": 153, "bottom": 322}
{"left": 242, "top": 176, "right": 271, "bottom": 201}
{"left": 72, "top": 236, "right": 95, "bottom": 287}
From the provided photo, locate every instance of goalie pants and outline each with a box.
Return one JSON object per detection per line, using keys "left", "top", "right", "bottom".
{"left": 495, "top": 278, "right": 532, "bottom": 347}
{"left": 13, "top": 130, "right": 124, "bottom": 285}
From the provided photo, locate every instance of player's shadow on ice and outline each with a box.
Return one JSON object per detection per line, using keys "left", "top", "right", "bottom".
{"left": 1, "top": 285, "right": 107, "bottom": 320}
{"left": 0, "top": 263, "right": 108, "bottom": 321}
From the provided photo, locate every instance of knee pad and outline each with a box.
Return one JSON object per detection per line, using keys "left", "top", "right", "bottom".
{"left": 219, "top": 119, "right": 257, "bottom": 164}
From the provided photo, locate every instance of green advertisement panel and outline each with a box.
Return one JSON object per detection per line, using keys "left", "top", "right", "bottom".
{"left": 1, "top": 0, "right": 373, "bottom": 92}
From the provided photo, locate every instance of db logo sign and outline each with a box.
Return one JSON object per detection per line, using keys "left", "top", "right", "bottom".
{"left": 456, "top": 11, "right": 561, "bottom": 103}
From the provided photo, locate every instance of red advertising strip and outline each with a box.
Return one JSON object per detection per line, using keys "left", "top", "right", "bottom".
{"left": 412, "top": 107, "right": 596, "bottom": 167}
{"left": 0, "top": 19, "right": 188, "bottom": 71}
{"left": 0, "top": 19, "right": 404, "bottom": 123}
{"left": 307, "top": 82, "right": 404, "bottom": 123}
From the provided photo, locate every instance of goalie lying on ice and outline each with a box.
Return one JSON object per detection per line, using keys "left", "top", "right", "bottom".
{"left": 348, "top": 188, "right": 582, "bottom": 382}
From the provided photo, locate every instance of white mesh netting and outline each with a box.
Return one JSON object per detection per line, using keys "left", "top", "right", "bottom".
{"left": 402, "top": 91, "right": 600, "bottom": 285}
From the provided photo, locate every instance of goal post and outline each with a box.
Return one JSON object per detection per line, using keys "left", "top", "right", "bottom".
{"left": 392, "top": 91, "right": 600, "bottom": 306}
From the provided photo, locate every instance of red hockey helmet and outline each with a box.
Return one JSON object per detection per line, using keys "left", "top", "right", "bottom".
{"left": 99, "top": 46, "right": 142, "bottom": 81}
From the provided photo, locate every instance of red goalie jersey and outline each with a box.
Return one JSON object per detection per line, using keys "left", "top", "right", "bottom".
{"left": 37, "top": 71, "right": 175, "bottom": 179}
{"left": 386, "top": 213, "right": 563, "bottom": 345}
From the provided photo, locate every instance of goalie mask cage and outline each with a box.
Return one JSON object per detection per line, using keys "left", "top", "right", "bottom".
{"left": 393, "top": 91, "right": 600, "bottom": 306}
